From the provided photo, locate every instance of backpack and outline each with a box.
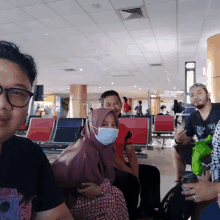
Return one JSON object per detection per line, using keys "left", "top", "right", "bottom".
{"left": 128, "top": 106, "right": 131, "bottom": 110}
{"left": 155, "top": 182, "right": 195, "bottom": 220}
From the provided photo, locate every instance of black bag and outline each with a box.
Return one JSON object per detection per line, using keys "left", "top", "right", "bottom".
{"left": 128, "top": 106, "right": 132, "bottom": 110}
{"left": 155, "top": 182, "right": 195, "bottom": 220}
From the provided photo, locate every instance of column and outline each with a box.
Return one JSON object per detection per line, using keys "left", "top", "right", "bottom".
{"left": 69, "top": 85, "right": 87, "bottom": 118}
{"left": 207, "top": 34, "right": 220, "bottom": 102}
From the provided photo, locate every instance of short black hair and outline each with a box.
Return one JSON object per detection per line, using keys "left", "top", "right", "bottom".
{"left": 99, "top": 90, "right": 121, "bottom": 106}
{"left": 138, "top": 100, "right": 142, "bottom": 105}
{"left": 160, "top": 105, "right": 166, "bottom": 110}
{"left": 123, "top": 97, "right": 127, "bottom": 102}
{"left": 0, "top": 40, "right": 37, "bottom": 87}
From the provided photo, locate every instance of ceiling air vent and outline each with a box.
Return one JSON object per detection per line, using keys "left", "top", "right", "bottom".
{"left": 64, "top": 69, "right": 77, "bottom": 72}
{"left": 115, "top": 5, "right": 148, "bottom": 21}
{"left": 150, "top": 63, "right": 162, "bottom": 67}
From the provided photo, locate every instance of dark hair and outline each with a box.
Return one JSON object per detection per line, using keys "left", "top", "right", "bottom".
{"left": 160, "top": 105, "right": 166, "bottom": 110}
{"left": 99, "top": 90, "right": 121, "bottom": 106}
{"left": 123, "top": 97, "right": 127, "bottom": 102}
{"left": 174, "top": 99, "right": 179, "bottom": 107}
{"left": 90, "top": 107, "right": 93, "bottom": 111}
{"left": 0, "top": 40, "right": 37, "bottom": 87}
{"left": 189, "top": 83, "right": 208, "bottom": 94}
{"left": 138, "top": 100, "right": 142, "bottom": 105}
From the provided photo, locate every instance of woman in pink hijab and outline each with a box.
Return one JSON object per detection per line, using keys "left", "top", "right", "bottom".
{"left": 51, "top": 108, "right": 129, "bottom": 220}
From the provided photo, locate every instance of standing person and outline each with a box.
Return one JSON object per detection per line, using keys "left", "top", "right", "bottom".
{"left": 0, "top": 40, "right": 73, "bottom": 219}
{"left": 136, "top": 100, "right": 143, "bottom": 116}
{"left": 51, "top": 108, "right": 129, "bottom": 220}
{"left": 89, "top": 107, "right": 93, "bottom": 114}
{"left": 172, "top": 83, "right": 220, "bottom": 183}
{"left": 174, "top": 99, "right": 182, "bottom": 127}
{"left": 100, "top": 90, "right": 161, "bottom": 219}
{"left": 123, "top": 97, "right": 130, "bottom": 115}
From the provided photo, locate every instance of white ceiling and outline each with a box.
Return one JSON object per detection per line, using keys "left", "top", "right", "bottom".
{"left": 0, "top": 0, "right": 218, "bottom": 97}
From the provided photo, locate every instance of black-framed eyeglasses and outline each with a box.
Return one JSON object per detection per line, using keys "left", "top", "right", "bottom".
{"left": 0, "top": 85, "right": 34, "bottom": 108}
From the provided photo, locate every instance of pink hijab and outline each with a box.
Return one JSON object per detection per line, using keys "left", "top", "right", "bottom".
{"left": 51, "top": 108, "right": 119, "bottom": 188}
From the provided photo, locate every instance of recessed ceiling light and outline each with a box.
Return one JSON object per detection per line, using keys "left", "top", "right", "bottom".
{"left": 80, "top": 69, "right": 83, "bottom": 71}
{"left": 99, "top": 87, "right": 101, "bottom": 88}
{"left": 134, "top": 85, "right": 137, "bottom": 87}
{"left": 45, "top": 33, "right": 49, "bottom": 36}
{"left": 111, "top": 82, "right": 114, "bottom": 84}
{"left": 92, "top": 3, "right": 101, "bottom": 8}
{"left": 174, "top": 87, "right": 176, "bottom": 89}
{"left": 139, "top": 88, "right": 141, "bottom": 90}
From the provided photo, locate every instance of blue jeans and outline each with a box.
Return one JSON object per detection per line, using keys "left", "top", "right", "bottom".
{"left": 199, "top": 201, "right": 220, "bottom": 220}
{"left": 125, "top": 112, "right": 130, "bottom": 115}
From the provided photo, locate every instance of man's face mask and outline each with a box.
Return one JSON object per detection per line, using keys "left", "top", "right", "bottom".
{"left": 91, "top": 123, "right": 119, "bottom": 145}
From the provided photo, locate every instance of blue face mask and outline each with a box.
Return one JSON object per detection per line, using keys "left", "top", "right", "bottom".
{"left": 91, "top": 124, "right": 119, "bottom": 145}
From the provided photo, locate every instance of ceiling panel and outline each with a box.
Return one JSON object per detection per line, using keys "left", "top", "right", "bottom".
{"left": 48, "top": 0, "right": 85, "bottom": 16}
{"left": 178, "top": 0, "right": 209, "bottom": 14}
{"left": 76, "top": 24, "right": 104, "bottom": 37}
{"left": 39, "top": 17, "right": 72, "bottom": 29}
{"left": 89, "top": 10, "right": 121, "bottom": 24}
{"left": 63, "top": 13, "right": 96, "bottom": 26}
{"left": 129, "top": 29, "right": 154, "bottom": 39}
{"left": 110, "top": 0, "right": 144, "bottom": 9}
{"left": 143, "top": 51, "right": 162, "bottom": 65}
{"left": 8, "top": 0, "right": 43, "bottom": 7}
{"left": 0, "top": 8, "right": 35, "bottom": 22}
{"left": 144, "top": 0, "right": 175, "bottom": 5}
{"left": 0, "top": 23, "right": 28, "bottom": 35}
{"left": 146, "top": 2, "right": 176, "bottom": 18}
{"left": 123, "top": 18, "right": 151, "bottom": 30}
{"left": 19, "top": 20, "right": 49, "bottom": 31}
{"left": 0, "top": 0, "right": 16, "bottom": 11}
{"left": 99, "top": 22, "right": 127, "bottom": 32}
{"left": 22, "top": 4, "right": 59, "bottom": 19}
{"left": 209, "top": 0, "right": 220, "bottom": 10}
{"left": 76, "top": 0, "right": 114, "bottom": 13}
{"left": 53, "top": 27, "right": 80, "bottom": 36}
{"left": 0, "top": 15, "right": 11, "bottom": 25}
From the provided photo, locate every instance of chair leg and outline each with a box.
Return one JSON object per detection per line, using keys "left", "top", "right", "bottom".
{"left": 161, "top": 138, "right": 165, "bottom": 149}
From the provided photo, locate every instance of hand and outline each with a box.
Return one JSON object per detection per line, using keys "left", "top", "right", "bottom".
{"left": 176, "top": 130, "right": 187, "bottom": 143}
{"left": 181, "top": 179, "right": 218, "bottom": 203}
{"left": 77, "top": 182, "right": 102, "bottom": 198}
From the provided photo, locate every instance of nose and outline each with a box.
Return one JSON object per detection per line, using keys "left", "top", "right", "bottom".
{"left": 0, "top": 91, "right": 11, "bottom": 110}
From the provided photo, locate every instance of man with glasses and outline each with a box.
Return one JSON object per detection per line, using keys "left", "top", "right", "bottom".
{"left": 173, "top": 83, "right": 220, "bottom": 183}
{"left": 0, "top": 41, "right": 74, "bottom": 219}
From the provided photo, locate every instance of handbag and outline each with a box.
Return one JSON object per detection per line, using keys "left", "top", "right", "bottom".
{"left": 155, "top": 182, "right": 195, "bottom": 220}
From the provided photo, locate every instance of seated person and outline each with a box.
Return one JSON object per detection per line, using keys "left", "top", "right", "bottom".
{"left": 173, "top": 83, "right": 220, "bottom": 183}
{"left": 100, "top": 90, "right": 161, "bottom": 219}
{"left": 51, "top": 108, "right": 129, "bottom": 220}
{"left": 182, "top": 120, "right": 220, "bottom": 219}
{"left": 0, "top": 40, "right": 73, "bottom": 219}
{"left": 157, "top": 105, "right": 167, "bottom": 115}
{"left": 42, "top": 106, "right": 53, "bottom": 118}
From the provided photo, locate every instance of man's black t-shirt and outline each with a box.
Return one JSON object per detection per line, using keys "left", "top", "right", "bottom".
{"left": 0, "top": 135, "right": 64, "bottom": 219}
{"left": 184, "top": 103, "right": 220, "bottom": 149}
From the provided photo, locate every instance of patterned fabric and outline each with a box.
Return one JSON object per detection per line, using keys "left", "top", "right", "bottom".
{"left": 73, "top": 179, "right": 129, "bottom": 220}
{"left": 210, "top": 120, "right": 220, "bottom": 182}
